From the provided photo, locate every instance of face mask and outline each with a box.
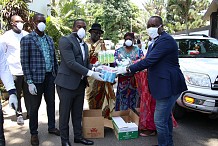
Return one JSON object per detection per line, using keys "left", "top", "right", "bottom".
{"left": 37, "top": 22, "right": 46, "bottom": 32}
{"left": 147, "top": 25, "right": 161, "bottom": 39}
{"left": 16, "top": 22, "right": 24, "bottom": 30}
{"left": 125, "top": 40, "right": 133, "bottom": 47}
{"left": 77, "top": 28, "right": 86, "bottom": 39}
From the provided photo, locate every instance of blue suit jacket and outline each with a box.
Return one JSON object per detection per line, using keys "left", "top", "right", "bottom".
{"left": 129, "top": 31, "right": 187, "bottom": 99}
{"left": 20, "top": 31, "right": 58, "bottom": 83}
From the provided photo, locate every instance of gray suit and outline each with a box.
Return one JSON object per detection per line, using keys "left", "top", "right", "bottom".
{"left": 55, "top": 33, "right": 92, "bottom": 142}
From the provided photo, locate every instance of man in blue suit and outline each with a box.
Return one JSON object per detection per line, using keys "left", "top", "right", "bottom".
{"left": 117, "top": 16, "right": 187, "bottom": 146}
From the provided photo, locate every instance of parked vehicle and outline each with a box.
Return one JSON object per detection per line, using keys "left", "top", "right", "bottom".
{"left": 173, "top": 35, "right": 218, "bottom": 119}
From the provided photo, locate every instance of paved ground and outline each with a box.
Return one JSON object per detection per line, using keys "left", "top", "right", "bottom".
{"left": 2, "top": 90, "right": 218, "bottom": 146}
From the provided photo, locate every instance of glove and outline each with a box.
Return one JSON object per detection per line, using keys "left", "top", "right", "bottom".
{"left": 116, "top": 66, "right": 127, "bottom": 74}
{"left": 91, "top": 72, "right": 104, "bottom": 81}
{"left": 87, "top": 70, "right": 104, "bottom": 81}
{"left": 115, "top": 59, "right": 121, "bottom": 66}
{"left": 28, "top": 83, "right": 37, "bottom": 95}
{"left": 9, "top": 94, "right": 18, "bottom": 111}
{"left": 121, "top": 58, "right": 131, "bottom": 66}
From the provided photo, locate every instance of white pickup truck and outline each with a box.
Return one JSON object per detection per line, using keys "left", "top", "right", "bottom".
{"left": 172, "top": 35, "right": 218, "bottom": 119}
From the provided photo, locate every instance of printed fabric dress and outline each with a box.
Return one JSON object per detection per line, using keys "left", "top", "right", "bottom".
{"left": 114, "top": 45, "right": 144, "bottom": 111}
{"left": 85, "top": 39, "right": 116, "bottom": 118}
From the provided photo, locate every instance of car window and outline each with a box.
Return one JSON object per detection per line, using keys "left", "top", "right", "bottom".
{"left": 175, "top": 38, "right": 218, "bottom": 58}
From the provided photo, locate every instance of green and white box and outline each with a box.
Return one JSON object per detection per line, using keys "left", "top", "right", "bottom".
{"left": 112, "top": 109, "right": 139, "bottom": 140}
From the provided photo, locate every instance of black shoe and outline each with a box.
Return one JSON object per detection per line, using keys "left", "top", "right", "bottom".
{"left": 31, "top": 135, "right": 39, "bottom": 146}
{"left": 48, "top": 128, "right": 60, "bottom": 136}
{"left": 74, "top": 138, "right": 94, "bottom": 145}
{"left": 152, "top": 145, "right": 158, "bottom": 146}
{"left": 61, "top": 141, "right": 71, "bottom": 146}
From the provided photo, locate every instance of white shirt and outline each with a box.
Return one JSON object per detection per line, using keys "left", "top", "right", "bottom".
{"left": 0, "top": 46, "right": 15, "bottom": 91}
{"left": 77, "top": 38, "right": 85, "bottom": 61}
{"left": 0, "top": 30, "right": 28, "bottom": 75}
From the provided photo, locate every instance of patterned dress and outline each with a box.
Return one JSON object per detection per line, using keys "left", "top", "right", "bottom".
{"left": 85, "top": 39, "right": 116, "bottom": 118}
{"left": 114, "top": 46, "right": 144, "bottom": 111}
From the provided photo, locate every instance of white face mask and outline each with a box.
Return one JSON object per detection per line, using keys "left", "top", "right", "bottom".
{"left": 147, "top": 25, "right": 161, "bottom": 39}
{"left": 125, "top": 40, "right": 133, "bottom": 47}
{"left": 16, "top": 22, "right": 24, "bottom": 31}
{"left": 37, "top": 22, "right": 46, "bottom": 32}
{"left": 77, "top": 28, "right": 86, "bottom": 39}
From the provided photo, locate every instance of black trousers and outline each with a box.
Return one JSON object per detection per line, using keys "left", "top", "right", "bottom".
{"left": 0, "top": 101, "right": 5, "bottom": 146}
{"left": 56, "top": 80, "right": 86, "bottom": 142}
{"left": 13, "top": 75, "right": 29, "bottom": 117}
{"left": 28, "top": 73, "right": 56, "bottom": 135}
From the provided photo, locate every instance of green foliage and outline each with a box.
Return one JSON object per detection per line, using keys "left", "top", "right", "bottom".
{"left": 102, "top": 0, "right": 132, "bottom": 44}
{"left": 1, "top": 0, "right": 29, "bottom": 30}
{"left": 166, "top": 0, "right": 209, "bottom": 34}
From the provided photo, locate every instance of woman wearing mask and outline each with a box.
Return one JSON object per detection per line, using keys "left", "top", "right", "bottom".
{"left": 114, "top": 32, "right": 144, "bottom": 111}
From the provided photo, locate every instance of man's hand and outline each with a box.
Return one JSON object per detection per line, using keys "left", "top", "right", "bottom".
{"left": 87, "top": 70, "right": 104, "bottom": 81}
{"left": 116, "top": 66, "right": 128, "bottom": 74}
{"left": 91, "top": 72, "right": 104, "bottom": 81}
{"left": 9, "top": 94, "right": 18, "bottom": 111}
{"left": 28, "top": 83, "right": 37, "bottom": 95}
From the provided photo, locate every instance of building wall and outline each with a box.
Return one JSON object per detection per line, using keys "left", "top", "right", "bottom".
{"left": 28, "top": 0, "right": 51, "bottom": 16}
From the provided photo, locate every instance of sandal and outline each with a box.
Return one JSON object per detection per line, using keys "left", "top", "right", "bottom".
{"left": 140, "top": 130, "right": 157, "bottom": 137}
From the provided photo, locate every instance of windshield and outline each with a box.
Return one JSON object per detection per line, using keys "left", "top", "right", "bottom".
{"left": 175, "top": 38, "right": 218, "bottom": 58}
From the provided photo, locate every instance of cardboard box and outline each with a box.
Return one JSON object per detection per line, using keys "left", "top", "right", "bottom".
{"left": 82, "top": 109, "right": 104, "bottom": 138}
{"left": 112, "top": 109, "right": 139, "bottom": 140}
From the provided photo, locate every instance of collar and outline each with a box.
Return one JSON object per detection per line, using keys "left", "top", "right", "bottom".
{"left": 33, "top": 31, "right": 46, "bottom": 38}
{"left": 76, "top": 37, "right": 84, "bottom": 44}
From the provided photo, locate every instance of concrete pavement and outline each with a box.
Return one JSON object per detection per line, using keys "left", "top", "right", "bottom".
{"left": 2, "top": 90, "right": 158, "bottom": 146}
{"left": 3, "top": 91, "right": 218, "bottom": 146}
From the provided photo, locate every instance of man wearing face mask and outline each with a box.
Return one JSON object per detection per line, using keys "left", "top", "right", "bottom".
{"left": 55, "top": 19, "right": 103, "bottom": 146}
{"left": 84, "top": 23, "right": 116, "bottom": 118}
{"left": 20, "top": 13, "right": 59, "bottom": 146}
{"left": 117, "top": 16, "right": 187, "bottom": 146}
{"left": 0, "top": 15, "right": 29, "bottom": 125}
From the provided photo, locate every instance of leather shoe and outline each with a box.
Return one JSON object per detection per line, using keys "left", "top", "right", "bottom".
{"left": 48, "top": 128, "right": 60, "bottom": 136}
{"left": 61, "top": 141, "right": 71, "bottom": 146}
{"left": 31, "top": 135, "right": 39, "bottom": 146}
{"left": 152, "top": 145, "right": 158, "bottom": 146}
{"left": 74, "top": 138, "right": 94, "bottom": 145}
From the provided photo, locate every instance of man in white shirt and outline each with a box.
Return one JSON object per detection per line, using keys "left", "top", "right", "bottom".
{"left": 0, "top": 15, "right": 29, "bottom": 125}
{"left": 0, "top": 45, "right": 18, "bottom": 146}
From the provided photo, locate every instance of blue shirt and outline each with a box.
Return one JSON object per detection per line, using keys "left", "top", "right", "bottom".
{"left": 36, "top": 32, "right": 52, "bottom": 72}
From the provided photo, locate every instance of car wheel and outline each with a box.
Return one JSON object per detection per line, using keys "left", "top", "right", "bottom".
{"left": 173, "top": 103, "right": 186, "bottom": 119}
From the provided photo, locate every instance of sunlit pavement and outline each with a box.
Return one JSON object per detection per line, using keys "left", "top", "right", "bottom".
{"left": 3, "top": 85, "right": 218, "bottom": 146}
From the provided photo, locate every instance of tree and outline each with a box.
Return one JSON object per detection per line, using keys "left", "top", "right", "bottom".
{"left": 166, "top": 0, "right": 209, "bottom": 34}
{"left": 102, "top": 0, "right": 132, "bottom": 43}
{"left": 1, "top": 0, "right": 30, "bottom": 30}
